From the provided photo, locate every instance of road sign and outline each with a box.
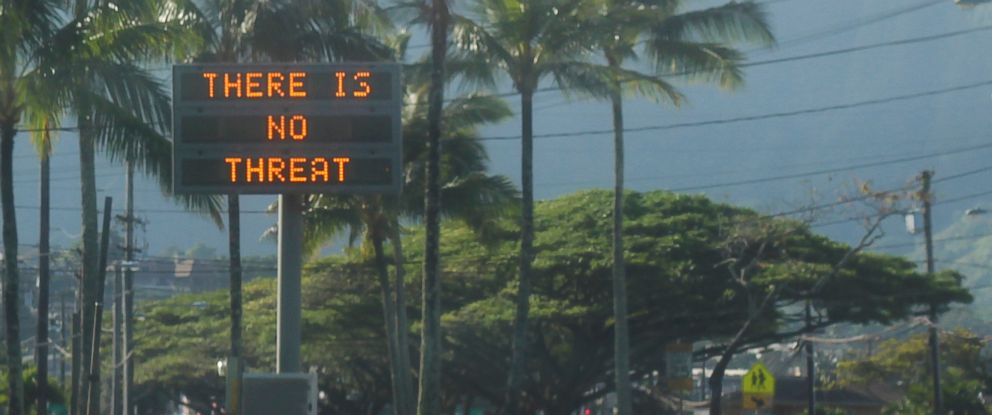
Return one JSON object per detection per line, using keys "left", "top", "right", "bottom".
{"left": 741, "top": 362, "right": 775, "bottom": 411}
{"left": 172, "top": 63, "right": 402, "bottom": 194}
{"left": 742, "top": 362, "right": 775, "bottom": 394}
{"left": 665, "top": 342, "right": 694, "bottom": 391}
{"left": 741, "top": 392, "right": 774, "bottom": 410}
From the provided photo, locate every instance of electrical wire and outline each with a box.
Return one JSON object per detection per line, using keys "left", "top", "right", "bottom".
{"left": 476, "top": 79, "right": 992, "bottom": 142}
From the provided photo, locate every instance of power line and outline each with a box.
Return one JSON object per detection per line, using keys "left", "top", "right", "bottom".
{"left": 19, "top": 21, "right": 988, "bottom": 135}
{"left": 740, "top": 25, "right": 992, "bottom": 70}
{"left": 666, "top": 141, "right": 992, "bottom": 193}
{"left": 769, "top": 0, "right": 944, "bottom": 50}
{"left": 491, "top": 21, "right": 985, "bottom": 101}
{"left": 476, "top": 79, "right": 992, "bottom": 141}
{"left": 812, "top": 184, "right": 992, "bottom": 229}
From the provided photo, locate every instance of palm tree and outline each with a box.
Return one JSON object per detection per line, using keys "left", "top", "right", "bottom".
{"left": 24, "top": 3, "right": 221, "bottom": 411}
{"left": 420, "top": 1, "right": 448, "bottom": 413}
{"left": 448, "top": 0, "right": 604, "bottom": 411}
{"left": 301, "top": 87, "right": 518, "bottom": 415}
{"left": 0, "top": 1, "right": 60, "bottom": 413}
{"left": 578, "top": 1, "right": 774, "bottom": 412}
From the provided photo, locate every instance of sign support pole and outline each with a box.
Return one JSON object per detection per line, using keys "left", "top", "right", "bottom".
{"left": 277, "top": 194, "right": 303, "bottom": 374}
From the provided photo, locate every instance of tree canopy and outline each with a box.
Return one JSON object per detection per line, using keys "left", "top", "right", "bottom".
{"left": 133, "top": 190, "right": 971, "bottom": 414}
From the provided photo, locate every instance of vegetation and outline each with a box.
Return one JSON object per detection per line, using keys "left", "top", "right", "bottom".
{"left": 1, "top": 1, "right": 984, "bottom": 414}
{"left": 135, "top": 190, "right": 969, "bottom": 413}
{"left": 835, "top": 329, "right": 991, "bottom": 414}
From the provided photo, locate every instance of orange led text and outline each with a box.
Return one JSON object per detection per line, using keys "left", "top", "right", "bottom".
{"left": 202, "top": 71, "right": 308, "bottom": 99}
{"left": 267, "top": 115, "right": 308, "bottom": 140}
{"left": 224, "top": 157, "right": 350, "bottom": 183}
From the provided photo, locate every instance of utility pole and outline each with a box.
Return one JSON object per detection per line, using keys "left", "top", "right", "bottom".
{"left": 111, "top": 264, "right": 122, "bottom": 415}
{"left": 60, "top": 293, "right": 66, "bottom": 387}
{"left": 85, "top": 196, "right": 113, "bottom": 415}
{"left": 122, "top": 161, "right": 135, "bottom": 415}
{"left": 36, "top": 134, "right": 51, "bottom": 415}
{"left": 70, "top": 303, "right": 79, "bottom": 415}
{"left": 805, "top": 300, "right": 815, "bottom": 415}
{"left": 921, "top": 170, "right": 942, "bottom": 414}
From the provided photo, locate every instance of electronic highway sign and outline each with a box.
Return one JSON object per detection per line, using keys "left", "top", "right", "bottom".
{"left": 172, "top": 63, "right": 401, "bottom": 194}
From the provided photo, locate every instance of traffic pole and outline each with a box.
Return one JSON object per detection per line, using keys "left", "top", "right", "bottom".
{"left": 277, "top": 194, "right": 303, "bottom": 373}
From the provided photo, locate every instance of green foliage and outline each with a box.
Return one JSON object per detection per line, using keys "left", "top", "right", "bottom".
{"left": 834, "top": 329, "right": 990, "bottom": 414}
{"left": 137, "top": 190, "right": 972, "bottom": 414}
{"left": 0, "top": 366, "right": 67, "bottom": 414}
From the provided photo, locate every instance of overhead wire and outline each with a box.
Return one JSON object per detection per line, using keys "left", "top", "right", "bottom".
{"left": 767, "top": 0, "right": 944, "bottom": 50}
{"left": 476, "top": 79, "right": 992, "bottom": 142}
{"left": 15, "top": 22, "right": 992, "bottom": 134}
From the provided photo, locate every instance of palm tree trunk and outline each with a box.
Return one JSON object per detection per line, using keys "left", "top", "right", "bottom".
{"left": 37, "top": 136, "right": 52, "bottom": 415}
{"left": 418, "top": 1, "right": 448, "bottom": 413}
{"left": 77, "top": 113, "right": 100, "bottom": 413}
{"left": 372, "top": 232, "right": 405, "bottom": 415}
{"left": 1, "top": 121, "right": 25, "bottom": 415}
{"left": 389, "top": 221, "right": 414, "bottom": 414}
{"left": 609, "top": 75, "right": 633, "bottom": 415}
{"left": 505, "top": 83, "right": 534, "bottom": 415}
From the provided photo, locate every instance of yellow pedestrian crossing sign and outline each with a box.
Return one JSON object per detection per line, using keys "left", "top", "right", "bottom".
{"left": 742, "top": 362, "right": 775, "bottom": 394}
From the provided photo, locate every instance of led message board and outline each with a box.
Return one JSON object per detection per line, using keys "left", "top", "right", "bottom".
{"left": 172, "top": 63, "right": 401, "bottom": 194}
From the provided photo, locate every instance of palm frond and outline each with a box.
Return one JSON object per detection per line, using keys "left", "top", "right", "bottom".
{"left": 613, "top": 65, "right": 683, "bottom": 105}
{"left": 548, "top": 60, "right": 612, "bottom": 100}
{"left": 652, "top": 1, "right": 775, "bottom": 47}
{"left": 303, "top": 196, "right": 365, "bottom": 256}
{"left": 81, "top": 90, "right": 224, "bottom": 227}
{"left": 440, "top": 172, "right": 519, "bottom": 243}
{"left": 0, "top": 0, "right": 60, "bottom": 67}
{"left": 440, "top": 94, "right": 514, "bottom": 132}
{"left": 646, "top": 40, "right": 744, "bottom": 90}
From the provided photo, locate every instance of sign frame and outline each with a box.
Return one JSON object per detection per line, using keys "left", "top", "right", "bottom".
{"left": 172, "top": 62, "right": 402, "bottom": 195}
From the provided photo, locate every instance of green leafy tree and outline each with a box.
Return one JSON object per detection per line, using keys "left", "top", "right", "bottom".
{"left": 412, "top": 190, "right": 971, "bottom": 413}
{"left": 133, "top": 189, "right": 972, "bottom": 415}
{"left": 835, "top": 329, "right": 991, "bottom": 414}
{"left": 0, "top": 366, "right": 68, "bottom": 415}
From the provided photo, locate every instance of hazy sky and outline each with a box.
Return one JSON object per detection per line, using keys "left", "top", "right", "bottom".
{"left": 9, "top": 0, "right": 992, "bottom": 259}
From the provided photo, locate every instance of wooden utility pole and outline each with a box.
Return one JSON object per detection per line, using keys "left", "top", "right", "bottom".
{"left": 84, "top": 197, "right": 113, "bottom": 415}
{"left": 60, "top": 294, "right": 66, "bottom": 386}
{"left": 123, "top": 162, "right": 135, "bottom": 415}
{"left": 805, "top": 300, "right": 815, "bottom": 415}
{"left": 921, "top": 170, "right": 942, "bottom": 414}
{"left": 36, "top": 136, "right": 51, "bottom": 415}
{"left": 112, "top": 265, "right": 122, "bottom": 415}
{"left": 70, "top": 306, "right": 80, "bottom": 415}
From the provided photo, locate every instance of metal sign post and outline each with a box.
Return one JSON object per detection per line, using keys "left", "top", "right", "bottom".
{"left": 277, "top": 194, "right": 303, "bottom": 373}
